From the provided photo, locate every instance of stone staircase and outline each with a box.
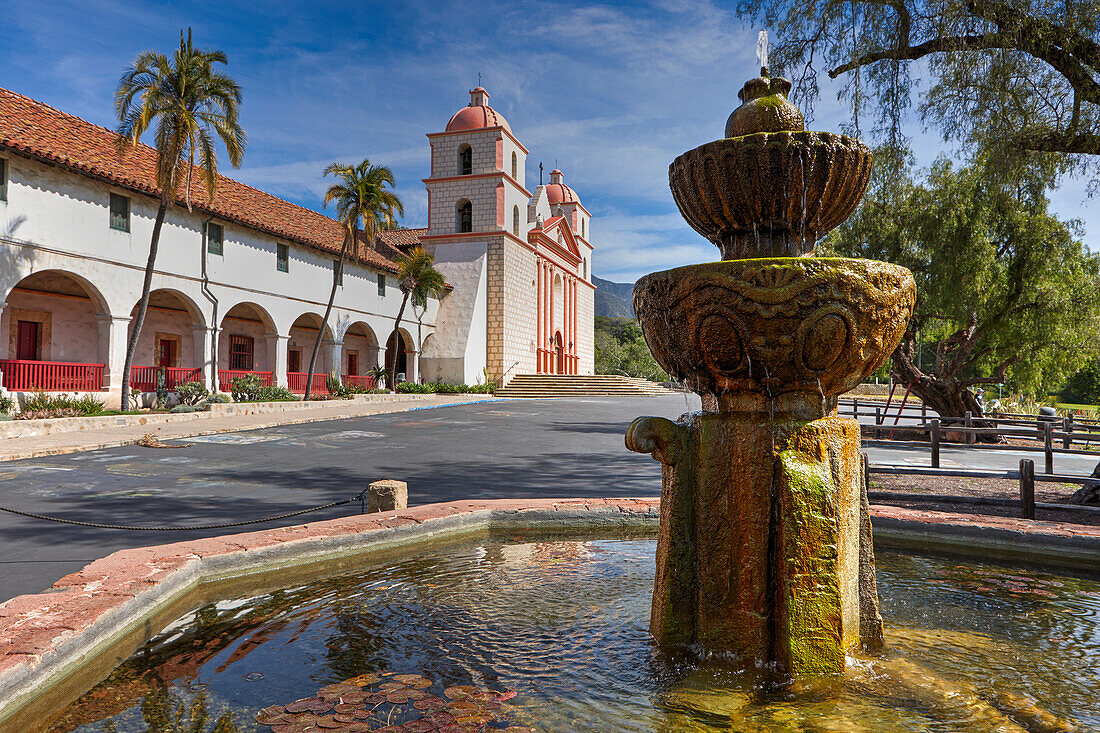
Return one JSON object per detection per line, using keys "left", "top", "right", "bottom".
{"left": 496, "top": 374, "right": 680, "bottom": 398}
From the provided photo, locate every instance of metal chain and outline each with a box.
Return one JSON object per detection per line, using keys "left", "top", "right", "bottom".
{"left": 0, "top": 491, "right": 368, "bottom": 531}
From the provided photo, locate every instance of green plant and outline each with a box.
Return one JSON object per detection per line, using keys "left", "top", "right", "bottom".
{"left": 253, "top": 385, "right": 297, "bottom": 402}
{"left": 325, "top": 371, "right": 347, "bottom": 397}
{"left": 170, "top": 404, "right": 199, "bottom": 413}
{"left": 0, "top": 395, "right": 14, "bottom": 414}
{"left": 209, "top": 393, "right": 231, "bottom": 403}
{"left": 368, "top": 365, "right": 389, "bottom": 389}
{"left": 307, "top": 160, "right": 404, "bottom": 399}
{"left": 16, "top": 392, "right": 106, "bottom": 419}
{"left": 175, "top": 381, "right": 210, "bottom": 406}
{"left": 394, "top": 381, "right": 495, "bottom": 395}
{"left": 229, "top": 374, "right": 264, "bottom": 402}
{"left": 115, "top": 29, "right": 245, "bottom": 410}
{"left": 390, "top": 247, "right": 446, "bottom": 391}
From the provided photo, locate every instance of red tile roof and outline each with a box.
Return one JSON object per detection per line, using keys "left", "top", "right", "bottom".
{"left": 0, "top": 86, "right": 406, "bottom": 273}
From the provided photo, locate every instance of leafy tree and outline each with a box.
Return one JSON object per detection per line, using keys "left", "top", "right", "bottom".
{"left": 390, "top": 247, "right": 446, "bottom": 390}
{"left": 824, "top": 146, "right": 1100, "bottom": 422}
{"left": 1058, "top": 358, "right": 1100, "bottom": 404}
{"left": 594, "top": 316, "right": 670, "bottom": 382}
{"left": 743, "top": 0, "right": 1100, "bottom": 185}
{"left": 311, "top": 161, "right": 403, "bottom": 399}
{"left": 115, "top": 29, "right": 245, "bottom": 409}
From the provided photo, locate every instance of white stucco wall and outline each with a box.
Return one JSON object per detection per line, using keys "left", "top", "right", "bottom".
{"left": 0, "top": 152, "right": 438, "bottom": 396}
{"left": 421, "top": 240, "right": 488, "bottom": 385}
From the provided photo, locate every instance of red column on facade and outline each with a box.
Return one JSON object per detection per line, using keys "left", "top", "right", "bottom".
{"left": 536, "top": 258, "right": 543, "bottom": 374}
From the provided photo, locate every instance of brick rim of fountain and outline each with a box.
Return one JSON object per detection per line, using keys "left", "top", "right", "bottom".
{"left": 1, "top": 498, "right": 1098, "bottom": 731}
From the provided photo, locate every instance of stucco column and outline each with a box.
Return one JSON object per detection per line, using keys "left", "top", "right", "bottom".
{"left": 192, "top": 325, "right": 215, "bottom": 387}
{"left": 96, "top": 314, "right": 131, "bottom": 394}
{"left": 0, "top": 301, "right": 8, "bottom": 361}
{"left": 407, "top": 348, "right": 420, "bottom": 384}
{"left": 270, "top": 333, "right": 289, "bottom": 387}
{"left": 367, "top": 345, "right": 381, "bottom": 371}
{"left": 328, "top": 340, "right": 343, "bottom": 377}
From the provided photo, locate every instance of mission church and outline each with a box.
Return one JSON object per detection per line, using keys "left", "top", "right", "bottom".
{"left": 0, "top": 84, "right": 594, "bottom": 399}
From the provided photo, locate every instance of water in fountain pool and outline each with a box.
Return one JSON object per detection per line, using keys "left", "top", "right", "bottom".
{"left": 48, "top": 538, "right": 1098, "bottom": 732}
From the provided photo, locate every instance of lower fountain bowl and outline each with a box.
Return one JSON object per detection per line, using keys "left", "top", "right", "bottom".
{"left": 633, "top": 257, "right": 915, "bottom": 411}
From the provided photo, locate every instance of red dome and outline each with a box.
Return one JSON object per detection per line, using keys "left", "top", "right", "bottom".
{"left": 445, "top": 87, "right": 511, "bottom": 133}
{"left": 545, "top": 169, "right": 579, "bottom": 204}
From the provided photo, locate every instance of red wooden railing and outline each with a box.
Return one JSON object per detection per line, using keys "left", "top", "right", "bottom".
{"left": 129, "top": 366, "right": 203, "bottom": 392}
{"left": 217, "top": 370, "right": 274, "bottom": 390}
{"left": 343, "top": 374, "right": 376, "bottom": 389}
{"left": 287, "top": 372, "right": 330, "bottom": 394}
{"left": 0, "top": 360, "right": 105, "bottom": 392}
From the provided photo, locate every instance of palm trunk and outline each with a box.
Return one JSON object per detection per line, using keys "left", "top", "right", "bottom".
{"left": 390, "top": 293, "right": 410, "bottom": 392}
{"left": 120, "top": 196, "right": 170, "bottom": 410}
{"left": 306, "top": 231, "right": 351, "bottom": 400}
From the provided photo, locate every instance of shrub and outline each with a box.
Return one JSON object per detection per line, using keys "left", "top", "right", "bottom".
{"left": 175, "top": 381, "right": 210, "bottom": 406}
{"left": 229, "top": 374, "right": 265, "bottom": 402}
{"left": 325, "top": 372, "right": 347, "bottom": 397}
{"left": 0, "top": 395, "right": 14, "bottom": 414}
{"left": 169, "top": 404, "right": 199, "bottom": 413}
{"left": 395, "top": 381, "right": 495, "bottom": 395}
{"left": 209, "top": 393, "right": 232, "bottom": 403}
{"left": 16, "top": 392, "right": 105, "bottom": 419}
{"left": 254, "top": 385, "right": 297, "bottom": 402}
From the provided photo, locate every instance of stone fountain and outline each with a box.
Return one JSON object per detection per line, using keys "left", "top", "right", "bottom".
{"left": 626, "top": 61, "right": 915, "bottom": 677}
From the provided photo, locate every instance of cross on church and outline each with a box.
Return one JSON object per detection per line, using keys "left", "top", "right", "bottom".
{"left": 477, "top": 72, "right": 482, "bottom": 86}
{"left": 539, "top": 162, "right": 543, "bottom": 185}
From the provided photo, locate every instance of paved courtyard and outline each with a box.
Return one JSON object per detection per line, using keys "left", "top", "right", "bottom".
{"left": 1, "top": 394, "right": 1097, "bottom": 603}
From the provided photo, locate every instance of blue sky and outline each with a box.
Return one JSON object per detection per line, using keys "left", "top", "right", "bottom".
{"left": 2, "top": 0, "right": 1096, "bottom": 283}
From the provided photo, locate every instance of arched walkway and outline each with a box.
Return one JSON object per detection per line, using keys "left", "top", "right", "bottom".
{"left": 127, "top": 289, "right": 206, "bottom": 392}
{"left": 1, "top": 270, "right": 112, "bottom": 391}
{"left": 342, "top": 321, "right": 379, "bottom": 387}
{"left": 287, "top": 313, "right": 335, "bottom": 393}
{"left": 385, "top": 329, "right": 414, "bottom": 384}
{"left": 218, "top": 302, "right": 276, "bottom": 389}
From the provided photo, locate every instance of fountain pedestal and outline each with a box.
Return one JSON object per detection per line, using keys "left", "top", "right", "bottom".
{"left": 625, "top": 68, "right": 915, "bottom": 678}
{"left": 630, "top": 411, "right": 877, "bottom": 674}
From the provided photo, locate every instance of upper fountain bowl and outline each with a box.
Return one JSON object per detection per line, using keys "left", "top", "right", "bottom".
{"left": 670, "top": 75, "right": 872, "bottom": 260}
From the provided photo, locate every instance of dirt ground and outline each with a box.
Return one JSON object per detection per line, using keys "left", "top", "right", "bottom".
{"left": 869, "top": 473, "right": 1100, "bottom": 526}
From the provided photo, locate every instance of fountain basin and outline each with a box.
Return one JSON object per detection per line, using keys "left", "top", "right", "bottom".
{"left": 669, "top": 132, "right": 872, "bottom": 258}
{"left": 39, "top": 531, "right": 1100, "bottom": 732}
{"left": 633, "top": 257, "right": 914, "bottom": 416}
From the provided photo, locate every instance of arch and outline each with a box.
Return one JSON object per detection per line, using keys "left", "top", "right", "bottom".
{"left": 385, "top": 328, "right": 414, "bottom": 382}
{"left": 511, "top": 151, "right": 518, "bottom": 179}
{"left": 2, "top": 270, "right": 110, "bottom": 371}
{"left": 456, "top": 200, "right": 473, "bottom": 233}
{"left": 287, "top": 312, "right": 335, "bottom": 378}
{"left": 512, "top": 205, "right": 520, "bottom": 236}
{"left": 219, "top": 301, "right": 276, "bottom": 378}
{"left": 458, "top": 144, "right": 472, "bottom": 175}
{"left": 127, "top": 289, "right": 207, "bottom": 385}
{"left": 342, "top": 320, "right": 379, "bottom": 375}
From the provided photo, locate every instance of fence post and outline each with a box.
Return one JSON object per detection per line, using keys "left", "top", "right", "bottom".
{"left": 964, "top": 411, "right": 973, "bottom": 445}
{"left": 921, "top": 402, "right": 927, "bottom": 426}
{"left": 931, "top": 419, "right": 940, "bottom": 469}
{"left": 1044, "top": 422, "right": 1054, "bottom": 475}
{"left": 1019, "top": 459, "right": 1035, "bottom": 519}
{"left": 853, "top": 399, "right": 859, "bottom": 419}
{"left": 1063, "top": 416, "right": 1072, "bottom": 450}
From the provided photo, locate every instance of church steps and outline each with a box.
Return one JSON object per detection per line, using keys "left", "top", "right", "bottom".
{"left": 496, "top": 374, "right": 679, "bottom": 398}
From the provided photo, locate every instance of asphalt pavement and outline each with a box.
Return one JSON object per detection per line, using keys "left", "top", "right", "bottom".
{"left": 1, "top": 394, "right": 1096, "bottom": 603}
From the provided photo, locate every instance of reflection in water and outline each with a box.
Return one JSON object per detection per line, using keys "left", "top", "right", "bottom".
{"left": 50, "top": 540, "right": 1099, "bottom": 732}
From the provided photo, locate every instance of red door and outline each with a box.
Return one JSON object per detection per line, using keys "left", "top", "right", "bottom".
{"left": 16, "top": 321, "right": 39, "bottom": 361}
{"left": 288, "top": 349, "right": 301, "bottom": 374}
{"left": 555, "top": 333, "right": 564, "bottom": 375}
{"left": 347, "top": 352, "right": 359, "bottom": 376}
{"left": 157, "top": 339, "right": 176, "bottom": 368}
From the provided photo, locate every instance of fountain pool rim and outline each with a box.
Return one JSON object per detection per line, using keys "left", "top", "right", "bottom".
{"left": 2, "top": 497, "right": 1098, "bottom": 732}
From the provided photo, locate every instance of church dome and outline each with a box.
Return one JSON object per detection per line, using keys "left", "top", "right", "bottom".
{"left": 445, "top": 87, "right": 511, "bottom": 133}
{"left": 545, "top": 169, "right": 579, "bottom": 205}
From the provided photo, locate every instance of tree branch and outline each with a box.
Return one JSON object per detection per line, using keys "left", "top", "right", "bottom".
{"left": 828, "top": 34, "right": 1009, "bottom": 78}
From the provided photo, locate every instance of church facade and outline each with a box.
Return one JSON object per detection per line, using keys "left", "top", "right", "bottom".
{"left": 417, "top": 87, "right": 595, "bottom": 386}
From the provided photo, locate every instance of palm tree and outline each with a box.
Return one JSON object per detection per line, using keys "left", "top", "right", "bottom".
{"left": 115, "top": 29, "right": 245, "bottom": 409}
{"left": 390, "top": 247, "right": 446, "bottom": 390}
{"left": 309, "top": 161, "right": 402, "bottom": 399}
